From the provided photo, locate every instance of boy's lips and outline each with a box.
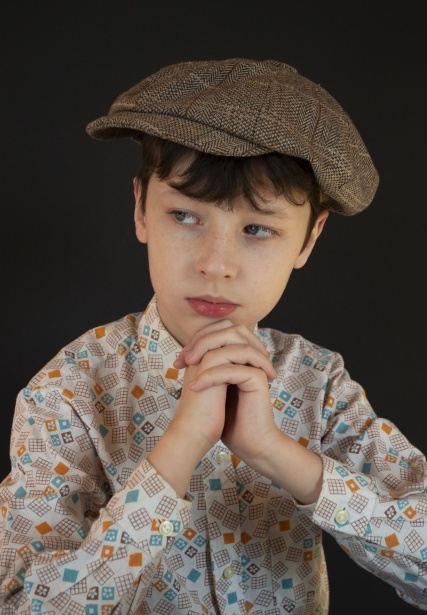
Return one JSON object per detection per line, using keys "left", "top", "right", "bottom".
{"left": 187, "top": 296, "right": 239, "bottom": 318}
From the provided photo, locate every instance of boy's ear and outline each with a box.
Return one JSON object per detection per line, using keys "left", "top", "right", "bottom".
{"left": 133, "top": 177, "right": 147, "bottom": 244}
{"left": 294, "top": 209, "right": 329, "bottom": 269}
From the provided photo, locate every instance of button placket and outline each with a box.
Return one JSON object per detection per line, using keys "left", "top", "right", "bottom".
{"left": 205, "top": 446, "right": 242, "bottom": 609}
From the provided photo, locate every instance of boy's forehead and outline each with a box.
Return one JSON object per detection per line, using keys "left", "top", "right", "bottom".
{"left": 155, "top": 174, "right": 308, "bottom": 218}
{"left": 87, "top": 57, "right": 379, "bottom": 216}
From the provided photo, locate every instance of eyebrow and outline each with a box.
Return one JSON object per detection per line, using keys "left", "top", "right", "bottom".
{"left": 163, "top": 179, "right": 301, "bottom": 218}
{"left": 253, "top": 204, "right": 295, "bottom": 217}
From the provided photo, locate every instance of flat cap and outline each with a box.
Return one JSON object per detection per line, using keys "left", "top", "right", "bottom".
{"left": 86, "top": 58, "right": 379, "bottom": 215}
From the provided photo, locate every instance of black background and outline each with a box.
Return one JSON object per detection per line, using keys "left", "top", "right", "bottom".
{"left": 1, "top": 2, "right": 426, "bottom": 613}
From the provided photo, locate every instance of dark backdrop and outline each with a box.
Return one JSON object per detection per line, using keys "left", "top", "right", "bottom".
{"left": 1, "top": 3, "right": 426, "bottom": 613}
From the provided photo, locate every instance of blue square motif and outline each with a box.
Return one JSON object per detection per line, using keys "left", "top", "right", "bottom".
{"left": 187, "top": 569, "right": 201, "bottom": 582}
{"left": 125, "top": 352, "right": 137, "bottom": 365}
{"left": 105, "top": 464, "right": 117, "bottom": 476}
{"left": 150, "top": 535, "right": 163, "bottom": 546}
{"left": 133, "top": 413, "right": 144, "bottom": 425}
{"left": 336, "top": 423, "right": 349, "bottom": 434}
{"left": 50, "top": 434, "right": 61, "bottom": 446}
{"left": 133, "top": 431, "right": 145, "bottom": 444}
{"left": 397, "top": 499, "right": 410, "bottom": 510}
{"left": 285, "top": 406, "right": 297, "bottom": 418}
{"left": 164, "top": 589, "right": 177, "bottom": 601}
{"left": 194, "top": 535, "right": 206, "bottom": 547}
{"left": 279, "top": 390, "right": 291, "bottom": 402}
{"left": 106, "top": 529, "right": 118, "bottom": 541}
{"left": 322, "top": 408, "right": 332, "bottom": 420}
{"left": 209, "top": 479, "right": 221, "bottom": 491}
{"left": 63, "top": 568, "right": 79, "bottom": 583}
{"left": 125, "top": 490, "right": 139, "bottom": 504}
{"left": 174, "top": 538, "right": 187, "bottom": 550}
{"left": 30, "top": 599, "right": 43, "bottom": 613}
{"left": 227, "top": 592, "right": 238, "bottom": 604}
{"left": 238, "top": 501, "right": 247, "bottom": 513}
{"left": 102, "top": 586, "right": 115, "bottom": 600}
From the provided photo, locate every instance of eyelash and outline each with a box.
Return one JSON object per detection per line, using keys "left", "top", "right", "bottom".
{"left": 170, "top": 211, "right": 278, "bottom": 239}
{"left": 244, "top": 224, "right": 277, "bottom": 239}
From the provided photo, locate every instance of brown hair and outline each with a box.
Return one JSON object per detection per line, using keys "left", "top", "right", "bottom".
{"left": 135, "top": 134, "right": 333, "bottom": 239}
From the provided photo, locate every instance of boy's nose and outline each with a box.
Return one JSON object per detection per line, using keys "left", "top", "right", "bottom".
{"left": 196, "top": 232, "right": 238, "bottom": 280}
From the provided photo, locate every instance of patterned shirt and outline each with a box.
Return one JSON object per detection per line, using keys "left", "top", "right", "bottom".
{"left": 1, "top": 295, "right": 427, "bottom": 614}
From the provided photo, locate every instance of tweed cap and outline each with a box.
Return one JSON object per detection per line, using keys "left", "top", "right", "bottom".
{"left": 86, "top": 58, "right": 379, "bottom": 215}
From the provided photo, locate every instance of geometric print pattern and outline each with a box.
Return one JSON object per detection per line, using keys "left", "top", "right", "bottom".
{"left": 1, "top": 294, "right": 427, "bottom": 613}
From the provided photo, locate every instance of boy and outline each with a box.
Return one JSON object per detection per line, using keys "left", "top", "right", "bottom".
{"left": 0, "top": 58, "right": 426, "bottom": 613}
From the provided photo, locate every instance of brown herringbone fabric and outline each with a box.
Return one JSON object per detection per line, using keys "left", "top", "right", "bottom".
{"left": 86, "top": 58, "right": 379, "bottom": 215}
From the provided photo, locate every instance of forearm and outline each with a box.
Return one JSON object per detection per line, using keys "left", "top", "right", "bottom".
{"left": 247, "top": 431, "right": 323, "bottom": 505}
{"left": 147, "top": 422, "right": 210, "bottom": 498}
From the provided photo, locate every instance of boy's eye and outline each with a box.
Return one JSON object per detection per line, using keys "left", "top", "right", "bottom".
{"left": 172, "top": 210, "right": 198, "bottom": 224}
{"left": 244, "top": 224, "right": 277, "bottom": 238}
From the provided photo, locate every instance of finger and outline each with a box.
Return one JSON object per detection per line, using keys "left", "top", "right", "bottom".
{"left": 192, "top": 344, "right": 277, "bottom": 380}
{"left": 173, "top": 320, "right": 234, "bottom": 369}
{"left": 182, "top": 325, "right": 269, "bottom": 365}
{"left": 189, "top": 364, "right": 270, "bottom": 392}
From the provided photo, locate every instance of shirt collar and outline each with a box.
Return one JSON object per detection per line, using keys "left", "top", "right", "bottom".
{"left": 136, "top": 295, "right": 184, "bottom": 395}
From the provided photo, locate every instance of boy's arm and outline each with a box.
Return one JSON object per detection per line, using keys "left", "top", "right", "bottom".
{"left": 309, "top": 353, "right": 427, "bottom": 610}
{"left": 0, "top": 392, "right": 192, "bottom": 612}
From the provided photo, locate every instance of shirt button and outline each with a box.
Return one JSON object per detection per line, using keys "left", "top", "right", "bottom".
{"left": 216, "top": 451, "right": 229, "bottom": 464}
{"left": 335, "top": 509, "right": 349, "bottom": 524}
{"left": 222, "top": 566, "right": 235, "bottom": 579}
{"left": 159, "top": 521, "right": 174, "bottom": 536}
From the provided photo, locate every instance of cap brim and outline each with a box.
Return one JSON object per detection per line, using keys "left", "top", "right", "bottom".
{"left": 86, "top": 112, "right": 271, "bottom": 157}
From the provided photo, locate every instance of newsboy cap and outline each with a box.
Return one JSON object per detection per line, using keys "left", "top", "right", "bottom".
{"left": 86, "top": 58, "right": 379, "bottom": 215}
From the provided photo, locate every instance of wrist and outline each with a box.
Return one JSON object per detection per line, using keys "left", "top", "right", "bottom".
{"left": 147, "top": 420, "right": 210, "bottom": 498}
{"left": 245, "top": 431, "right": 323, "bottom": 505}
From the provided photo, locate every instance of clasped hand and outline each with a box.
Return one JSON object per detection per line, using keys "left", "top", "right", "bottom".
{"left": 172, "top": 320, "right": 278, "bottom": 465}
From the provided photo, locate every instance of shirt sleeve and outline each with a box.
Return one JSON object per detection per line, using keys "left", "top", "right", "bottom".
{"left": 309, "top": 352, "right": 427, "bottom": 610}
{"left": 0, "top": 391, "right": 193, "bottom": 613}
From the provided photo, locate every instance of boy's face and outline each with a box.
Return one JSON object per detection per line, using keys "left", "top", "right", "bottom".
{"left": 134, "top": 173, "right": 328, "bottom": 347}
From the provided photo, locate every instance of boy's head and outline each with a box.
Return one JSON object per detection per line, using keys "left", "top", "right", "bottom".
{"left": 86, "top": 58, "right": 379, "bottom": 344}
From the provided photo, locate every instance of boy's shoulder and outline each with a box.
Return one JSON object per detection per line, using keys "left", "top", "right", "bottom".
{"left": 27, "top": 310, "right": 145, "bottom": 389}
{"left": 257, "top": 325, "right": 345, "bottom": 376}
